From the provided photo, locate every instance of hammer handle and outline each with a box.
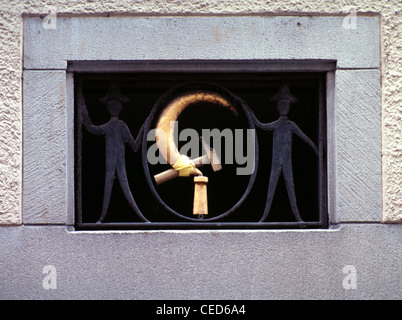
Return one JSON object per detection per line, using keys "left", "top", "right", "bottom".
{"left": 154, "top": 155, "right": 208, "bottom": 185}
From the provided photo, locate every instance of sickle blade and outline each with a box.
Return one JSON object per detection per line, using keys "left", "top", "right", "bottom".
{"left": 155, "top": 91, "right": 237, "bottom": 169}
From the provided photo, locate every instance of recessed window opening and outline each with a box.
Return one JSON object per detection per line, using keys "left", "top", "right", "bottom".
{"left": 75, "top": 67, "right": 327, "bottom": 230}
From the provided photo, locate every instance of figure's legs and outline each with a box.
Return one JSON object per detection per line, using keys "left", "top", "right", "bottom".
{"left": 97, "top": 168, "right": 115, "bottom": 223}
{"left": 259, "top": 167, "right": 281, "bottom": 222}
{"left": 117, "top": 166, "right": 150, "bottom": 222}
{"left": 282, "top": 163, "right": 303, "bottom": 223}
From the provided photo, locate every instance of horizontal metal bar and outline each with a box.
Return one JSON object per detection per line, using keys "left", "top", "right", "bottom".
{"left": 77, "top": 221, "right": 326, "bottom": 230}
{"left": 67, "top": 59, "right": 336, "bottom": 73}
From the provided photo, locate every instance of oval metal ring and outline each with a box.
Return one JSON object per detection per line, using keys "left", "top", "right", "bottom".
{"left": 142, "top": 83, "right": 259, "bottom": 222}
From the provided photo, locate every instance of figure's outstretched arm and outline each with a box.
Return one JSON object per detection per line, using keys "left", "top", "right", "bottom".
{"left": 123, "top": 120, "right": 149, "bottom": 153}
{"left": 127, "top": 118, "right": 149, "bottom": 151}
{"left": 292, "top": 122, "right": 318, "bottom": 154}
{"left": 248, "top": 108, "right": 275, "bottom": 131}
{"left": 122, "top": 124, "right": 139, "bottom": 153}
{"left": 78, "top": 82, "right": 105, "bottom": 135}
{"left": 123, "top": 117, "right": 150, "bottom": 153}
{"left": 134, "top": 118, "right": 148, "bottom": 147}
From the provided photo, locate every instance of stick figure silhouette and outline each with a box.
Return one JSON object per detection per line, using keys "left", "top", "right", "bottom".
{"left": 79, "top": 83, "right": 149, "bottom": 223}
{"left": 250, "top": 85, "right": 318, "bottom": 224}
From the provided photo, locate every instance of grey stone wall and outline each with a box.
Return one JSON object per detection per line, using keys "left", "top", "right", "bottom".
{"left": 0, "top": 224, "right": 400, "bottom": 299}
{"left": 0, "top": 15, "right": 398, "bottom": 300}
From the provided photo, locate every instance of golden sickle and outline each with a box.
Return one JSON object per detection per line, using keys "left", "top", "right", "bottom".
{"left": 155, "top": 91, "right": 238, "bottom": 176}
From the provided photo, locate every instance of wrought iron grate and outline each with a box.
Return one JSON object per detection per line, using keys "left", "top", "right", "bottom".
{"left": 75, "top": 71, "right": 327, "bottom": 230}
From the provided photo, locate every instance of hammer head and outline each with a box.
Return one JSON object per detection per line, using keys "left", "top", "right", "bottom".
{"left": 201, "top": 137, "right": 222, "bottom": 171}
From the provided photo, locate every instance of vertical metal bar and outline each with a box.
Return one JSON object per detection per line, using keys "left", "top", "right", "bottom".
{"left": 75, "top": 78, "right": 83, "bottom": 226}
{"left": 66, "top": 72, "right": 75, "bottom": 226}
{"left": 318, "top": 75, "right": 328, "bottom": 227}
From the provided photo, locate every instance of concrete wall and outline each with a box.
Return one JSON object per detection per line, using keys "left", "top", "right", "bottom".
{"left": 0, "top": 224, "right": 400, "bottom": 300}
{"left": 0, "top": 1, "right": 401, "bottom": 300}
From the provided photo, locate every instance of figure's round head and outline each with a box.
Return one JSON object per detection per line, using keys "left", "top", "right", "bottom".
{"left": 270, "top": 85, "right": 297, "bottom": 116}
{"left": 106, "top": 99, "right": 123, "bottom": 117}
{"left": 100, "top": 84, "right": 129, "bottom": 116}
{"left": 276, "top": 99, "right": 291, "bottom": 116}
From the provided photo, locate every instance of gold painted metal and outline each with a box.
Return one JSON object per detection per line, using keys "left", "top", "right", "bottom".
{"left": 154, "top": 137, "right": 222, "bottom": 185}
{"left": 155, "top": 91, "right": 236, "bottom": 173}
{"left": 193, "top": 176, "right": 209, "bottom": 216}
{"left": 154, "top": 91, "right": 237, "bottom": 217}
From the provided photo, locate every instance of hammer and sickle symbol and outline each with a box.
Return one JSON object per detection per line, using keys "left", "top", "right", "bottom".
{"left": 153, "top": 91, "right": 238, "bottom": 217}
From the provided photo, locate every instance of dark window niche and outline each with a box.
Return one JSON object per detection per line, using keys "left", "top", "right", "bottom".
{"left": 74, "top": 64, "right": 328, "bottom": 230}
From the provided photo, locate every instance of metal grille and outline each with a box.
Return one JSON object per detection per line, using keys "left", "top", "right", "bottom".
{"left": 75, "top": 71, "right": 327, "bottom": 230}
